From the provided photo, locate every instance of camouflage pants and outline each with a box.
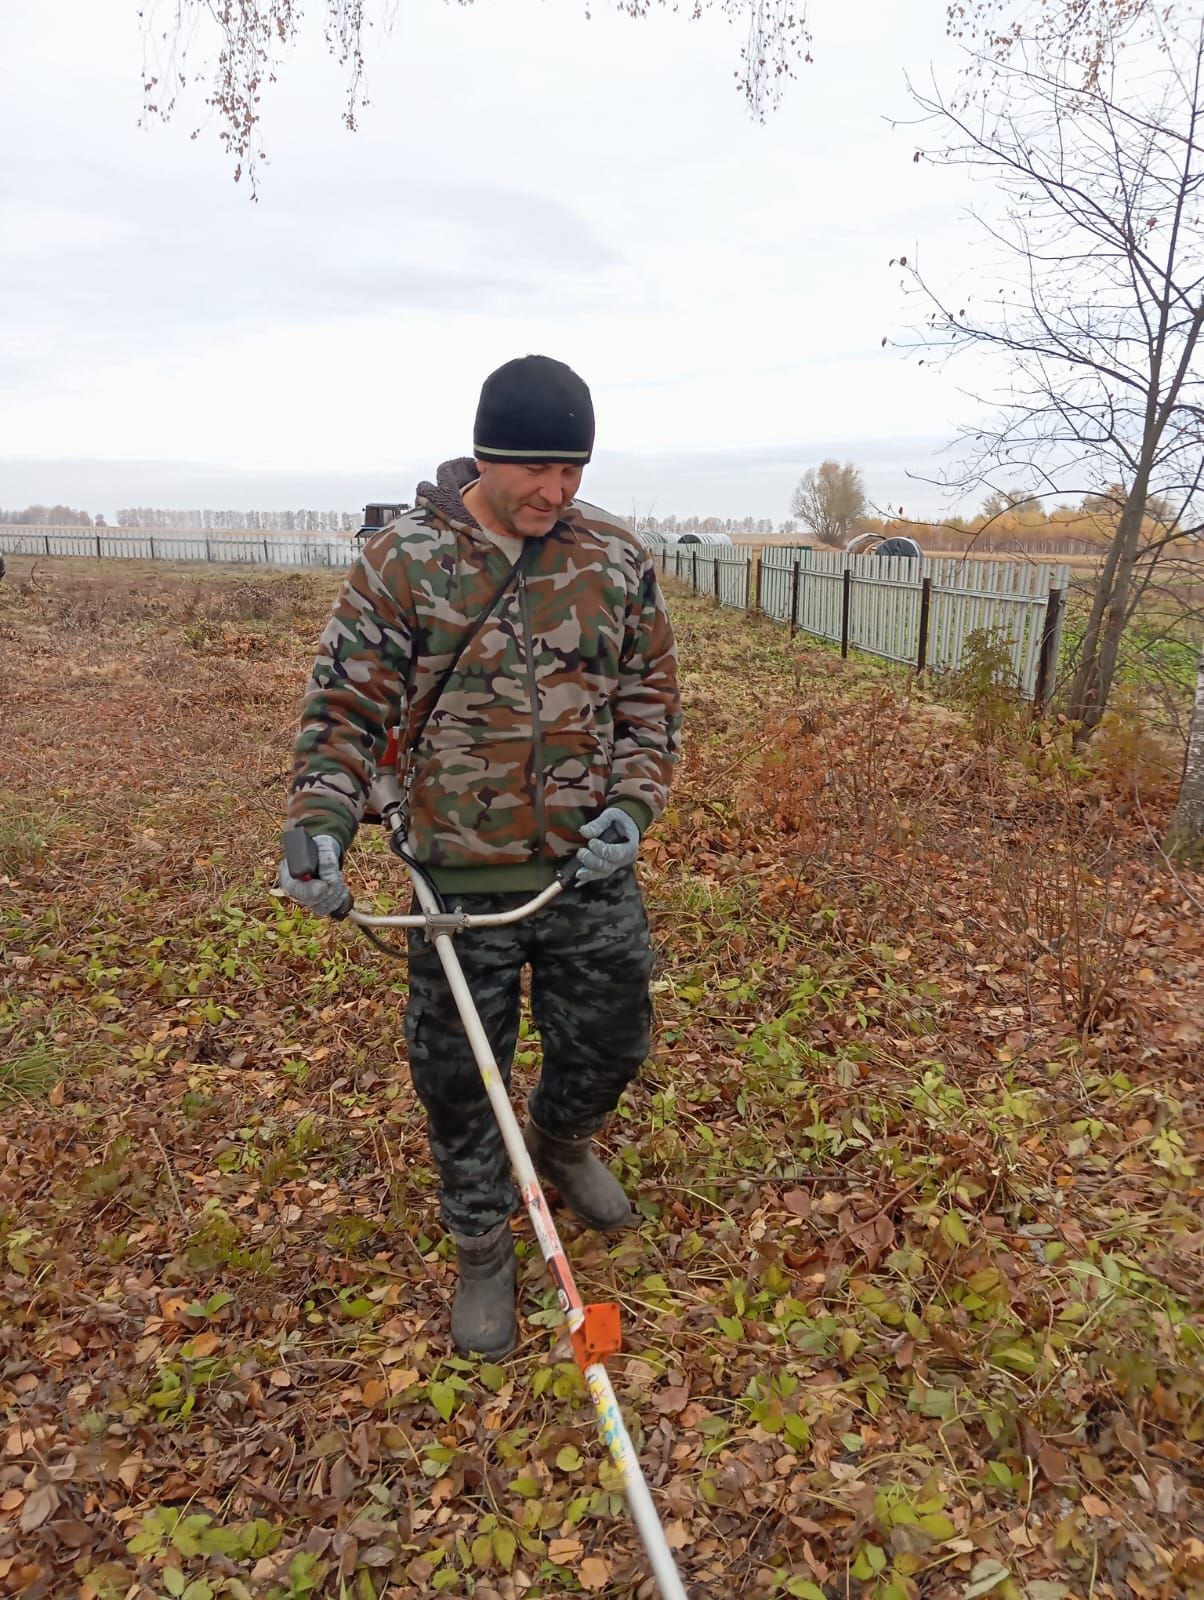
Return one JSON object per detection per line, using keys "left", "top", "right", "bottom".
{"left": 404, "top": 868, "right": 655, "bottom": 1236}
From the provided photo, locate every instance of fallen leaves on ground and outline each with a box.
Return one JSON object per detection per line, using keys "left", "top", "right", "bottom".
{"left": 0, "top": 558, "right": 1201, "bottom": 1600}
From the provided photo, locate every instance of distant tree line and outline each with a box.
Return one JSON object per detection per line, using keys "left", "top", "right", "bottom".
{"left": 0, "top": 505, "right": 96, "bottom": 525}
{"left": 4, "top": 504, "right": 800, "bottom": 537}
{"left": 6, "top": 488, "right": 1189, "bottom": 552}
{"left": 786, "top": 461, "right": 1193, "bottom": 556}
{"left": 636, "top": 515, "right": 779, "bottom": 537}
{"left": 0, "top": 506, "right": 363, "bottom": 531}
{"left": 114, "top": 508, "right": 359, "bottom": 532}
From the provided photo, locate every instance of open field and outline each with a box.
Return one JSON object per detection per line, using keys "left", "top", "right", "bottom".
{"left": 1, "top": 557, "right": 1202, "bottom": 1600}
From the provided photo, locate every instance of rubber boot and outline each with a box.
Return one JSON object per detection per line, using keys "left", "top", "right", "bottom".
{"left": 524, "top": 1117, "right": 635, "bottom": 1233}
{"left": 450, "top": 1219, "right": 518, "bottom": 1358}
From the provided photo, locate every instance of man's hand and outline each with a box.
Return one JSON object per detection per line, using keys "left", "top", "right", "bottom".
{"left": 278, "top": 832, "right": 351, "bottom": 918}
{"left": 575, "top": 807, "right": 640, "bottom": 886}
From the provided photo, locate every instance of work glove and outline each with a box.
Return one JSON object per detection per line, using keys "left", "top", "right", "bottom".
{"left": 277, "top": 832, "right": 351, "bottom": 917}
{"left": 574, "top": 807, "right": 640, "bottom": 886}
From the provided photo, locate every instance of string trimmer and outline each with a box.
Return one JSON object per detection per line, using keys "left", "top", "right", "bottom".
{"left": 281, "top": 802, "right": 690, "bottom": 1600}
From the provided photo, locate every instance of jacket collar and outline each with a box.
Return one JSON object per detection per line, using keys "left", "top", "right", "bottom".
{"left": 416, "top": 456, "right": 579, "bottom": 544}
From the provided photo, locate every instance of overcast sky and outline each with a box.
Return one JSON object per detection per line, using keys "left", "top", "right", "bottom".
{"left": 0, "top": 0, "right": 987, "bottom": 522}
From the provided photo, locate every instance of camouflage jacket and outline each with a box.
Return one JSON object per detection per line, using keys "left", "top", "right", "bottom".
{"left": 288, "top": 459, "right": 681, "bottom": 892}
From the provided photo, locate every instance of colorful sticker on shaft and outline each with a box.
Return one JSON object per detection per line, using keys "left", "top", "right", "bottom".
{"left": 522, "top": 1182, "right": 573, "bottom": 1314}
{"left": 586, "top": 1369, "right": 630, "bottom": 1465}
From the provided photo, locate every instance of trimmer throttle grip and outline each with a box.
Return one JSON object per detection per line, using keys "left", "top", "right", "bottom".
{"left": 281, "top": 829, "right": 353, "bottom": 920}
{"left": 555, "top": 820, "right": 629, "bottom": 887}
{"left": 282, "top": 828, "right": 320, "bottom": 881}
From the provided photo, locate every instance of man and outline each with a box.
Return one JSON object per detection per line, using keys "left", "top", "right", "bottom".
{"left": 279, "top": 356, "right": 681, "bottom": 1357}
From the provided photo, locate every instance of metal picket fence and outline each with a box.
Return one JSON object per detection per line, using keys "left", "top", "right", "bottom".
{"left": 660, "top": 543, "right": 1069, "bottom": 706}
{"left": 0, "top": 526, "right": 355, "bottom": 569}
{"left": 1, "top": 525, "right": 1069, "bottom": 706}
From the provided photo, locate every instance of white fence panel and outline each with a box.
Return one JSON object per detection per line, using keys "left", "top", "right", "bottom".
{"left": 665, "top": 547, "right": 752, "bottom": 608}
{"left": 718, "top": 553, "right": 749, "bottom": 608}
{"left": 672, "top": 545, "right": 1068, "bottom": 701}
{"left": 0, "top": 526, "right": 357, "bottom": 571}
{"left": 797, "top": 554, "right": 846, "bottom": 646}
{"left": 759, "top": 557, "right": 795, "bottom": 624}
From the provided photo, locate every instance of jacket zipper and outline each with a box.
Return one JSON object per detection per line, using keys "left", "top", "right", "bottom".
{"left": 518, "top": 572, "right": 547, "bottom": 853}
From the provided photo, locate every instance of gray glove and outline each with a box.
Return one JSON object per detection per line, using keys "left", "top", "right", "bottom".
{"left": 277, "top": 833, "right": 350, "bottom": 917}
{"left": 575, "top": 807, "right": 640, "bottom": 886}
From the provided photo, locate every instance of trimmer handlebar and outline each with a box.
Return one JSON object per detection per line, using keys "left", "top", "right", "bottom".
{"left": 281, "top": 818, "right": 628, "bottom": 931}
{"left": 351, "top": 875, "right": 568, "bottom": 930}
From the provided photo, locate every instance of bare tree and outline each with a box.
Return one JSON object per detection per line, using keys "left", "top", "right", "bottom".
{"left": 791, "top": 460, "right": 866, "bottom": 548}
{"left": 142, "top": 0, "right": 812, "bottom": 190}
{"left": 898, "top": 2, "right": 1204, "bottom": 739}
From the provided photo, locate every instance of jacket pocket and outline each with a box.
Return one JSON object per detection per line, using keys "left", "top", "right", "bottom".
{"left": 541, "top": 726, "right": 611, "bottom": 857}
{"left": 407, "top": 723, "right": 537, "bottom": 867}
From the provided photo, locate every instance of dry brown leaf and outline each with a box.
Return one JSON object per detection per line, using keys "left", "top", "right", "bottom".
{"left": 578, "top": 1557, "right": 611, "bottom": 1591}
{"left": 548, "top": 1537, "right": 584, "bottom": 1563}
{"left": 1006, "top": 1522, "right": 1038, "bottom": 1548}
{"left": 330, "top": 1457, "right": 357, "bottom": 1501}
{"left": 1154, "top": 1472, "right": 1178, "bottom": 1515}
{"left": 1038, "top": 1443, "right": 1070, "bottom": 1483}
{"left": 18, "top": 1484, "right": 59, "bottom": 1532}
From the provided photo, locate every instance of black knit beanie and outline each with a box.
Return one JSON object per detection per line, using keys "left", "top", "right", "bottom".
{"left": 473, "top": 355, "right": 595, "bottom": 465}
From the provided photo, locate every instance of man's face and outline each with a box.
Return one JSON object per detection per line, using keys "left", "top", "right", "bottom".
{"left": 475, "top": 460, "right": 584, "bottom": 538}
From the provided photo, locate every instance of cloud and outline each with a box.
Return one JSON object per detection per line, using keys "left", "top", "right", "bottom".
{"left": 0, "top": 0, "right": 983, "bottom": 509}
{"left": 0, "top": 153, "right": 632, "bottom": 390}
